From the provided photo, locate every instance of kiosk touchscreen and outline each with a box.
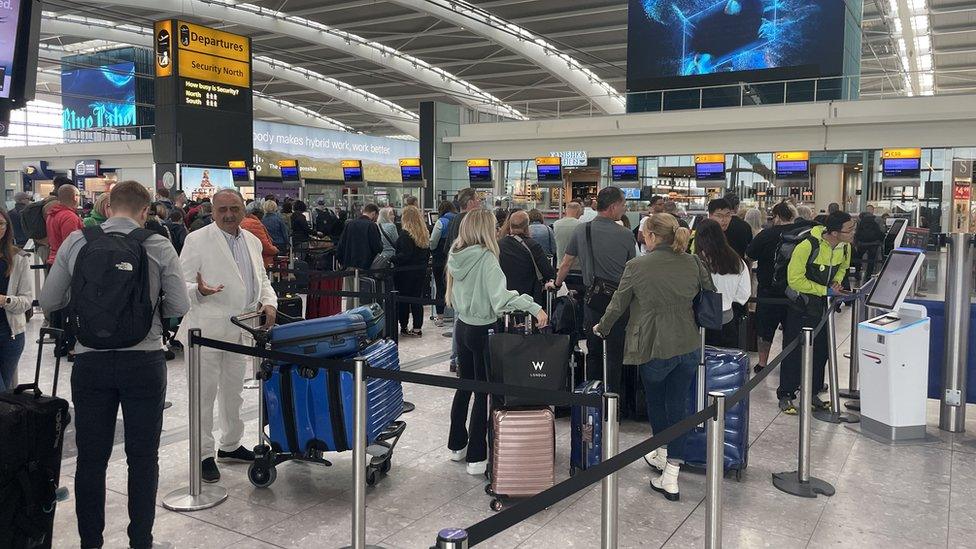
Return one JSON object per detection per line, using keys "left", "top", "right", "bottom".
{"left": 857, "top": 248, "right": 930, "bottom": 442}
{"left": 883, "top": 218, "right": 908, "bottom": 255}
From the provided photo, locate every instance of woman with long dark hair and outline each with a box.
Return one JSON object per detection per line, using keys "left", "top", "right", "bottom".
{"left": 694, "top": 219, "right": 752, "bottom": 347}
{"left": 0, "top": 208, "right": 34, "bottom": 391}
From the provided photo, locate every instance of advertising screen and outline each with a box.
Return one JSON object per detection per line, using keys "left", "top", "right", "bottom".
{"left": 627, "top": 0, "right": 847, "bottom": 91}
{"left": 611, "top": 163, "right": 638, "bottom": 182}
{"left": 180, "top": 166, "right": 234, "bottom": 201}
{"left": 619, "top": 187, "right": 642, "bottom": 200}
{"left": 883, "top": 158, "right": 921, "bottom": 179}
{"left": 61, "top": 62, "right": 137, "bottom": 130}
{"left": 253, "top": 121, "right": 419, "bottom": 182}
{"left": 775, "top": 159, "right": 809, "bottom": 179}
{"left": 0, "top": 0, "right": 24, "bottom": 99}
{"left": 695, "top": 161, "right": 726, "bottom": 181}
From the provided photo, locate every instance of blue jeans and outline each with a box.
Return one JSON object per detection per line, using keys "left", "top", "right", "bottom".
{"left": 639, "top": 350, "right": 699, "bottom": 462}
{"left": 0, "top": 331, "right": 26, "bottom": 392}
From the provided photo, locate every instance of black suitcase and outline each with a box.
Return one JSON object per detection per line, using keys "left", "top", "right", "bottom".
{"left": 0, "top": 328, "right": 70, "bottom": 549}
{"left": 278, "top": 294, "right": 304, "bottom": 321}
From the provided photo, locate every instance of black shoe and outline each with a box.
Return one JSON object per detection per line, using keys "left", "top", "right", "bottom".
{"left": 753, "top": 364, "right": 765, "bottom": 374}
{"left": 201, "top": 458, "right": 220, "bottom": 483}
{"left": 164, "top": 349, "right": 176, "bottom": 361}
{"left": 217, "top": 445, "right": 255, "bottom": 463}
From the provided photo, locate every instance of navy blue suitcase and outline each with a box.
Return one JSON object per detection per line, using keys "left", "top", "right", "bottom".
{"left": 682, "top": 346, "right": 750, "bottom": 479}
{"left": 346, "top": 304, "right": 385, "bottom": 342}
{"left": 570, "top": 379, "right": 603, "bottom": 476}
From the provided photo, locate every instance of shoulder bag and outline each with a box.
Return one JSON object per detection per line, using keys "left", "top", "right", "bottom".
{"left": 692, "top": 255, "right": 724, "bottom": 330}
{"left": 583, "top": 223, "right": 618, "bottom": 312}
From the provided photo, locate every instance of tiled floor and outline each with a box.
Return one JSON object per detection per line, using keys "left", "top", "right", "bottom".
{"left": 22, "top": 305, "right": 976, "bottom": 548}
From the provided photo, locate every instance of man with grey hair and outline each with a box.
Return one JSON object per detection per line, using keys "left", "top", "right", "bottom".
{"left": 553, "top": 201, "right": 583, "bottom": 290}
{"left": 9, "top": 191, "right": 31, "bottom": 247}
{"left": 178, "top": 188, "right": 278, "bottom": 483}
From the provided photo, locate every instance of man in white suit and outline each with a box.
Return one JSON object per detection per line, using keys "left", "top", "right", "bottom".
{"left": 179, "top": 189, "right": 278, "bottom": 483}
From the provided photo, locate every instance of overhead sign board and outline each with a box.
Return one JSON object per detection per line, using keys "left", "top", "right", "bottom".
{"left": 774, "top": 151, "right": 810, "bottom": 162}
{"left": 694, "top": 154, "right": 725, "bottom": 164}
{"left": 549, "top": 150, "right": 588, "bottom": 167}
{"left": 399, "top": 158, "right": 423, "bottom": 182}
{"left": 277, "top": 159, "right": 300, "bottom": 182}
{"left": 154, "top": 20, "right": 173, "bottom": 77}
{"left": 610, "top": 156, "right": 638, "bottom": 166}
{"left": 882, "top": 148, "right": 922, "bottom": 160}
{"left": 176, "top": 21, "right": 250, "bottom": 63}
{"left": 178, "top": 51, "right": 250, "bottom": 88}
{"left": 610, "top": 156, "right": 638, "bottom": 182}
{"left": 535, "top": 156, "right": 563, "bottom": 183}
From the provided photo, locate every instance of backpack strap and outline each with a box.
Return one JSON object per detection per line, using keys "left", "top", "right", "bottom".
{"left": 125, "top": 227, "right": 155, "bottom": 244}
{"left": 82, "top": 226, "right": 104, "bottom": 243}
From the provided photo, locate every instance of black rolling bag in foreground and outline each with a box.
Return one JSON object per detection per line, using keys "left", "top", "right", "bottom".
{"left": 0, "top": 328, "right": 71, "bottom": 549}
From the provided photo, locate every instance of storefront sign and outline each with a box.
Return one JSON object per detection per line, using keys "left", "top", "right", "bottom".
{"left": 549, "top": 150, "right": 587, "bottom": 167}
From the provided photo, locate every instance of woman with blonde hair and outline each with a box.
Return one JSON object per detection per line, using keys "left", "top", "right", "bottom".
{"left": 83, "top": 193, "right": 111, "bottom": 227}
{"left": 446, "top": 209, "right": 548, "bottom": 475}
{"left": 594, "top": 212, "right": 715, "bottom": 502}
{"left": 744, "top": 208, "right": 764, "bottom": 236}
{"left": 392, "top": 206, "right": 431, "bottom": 337}
{"left": 378, "top": 206, "right": 399, "bottom": 260}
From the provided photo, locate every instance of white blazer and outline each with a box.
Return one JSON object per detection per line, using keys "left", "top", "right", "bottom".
{"left": 177, "top": 222, "right": 277, "bottom": 343}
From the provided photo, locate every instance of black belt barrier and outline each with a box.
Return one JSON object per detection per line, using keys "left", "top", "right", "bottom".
{"left": 190, "top": 334, "right": 602, "bottom": 409}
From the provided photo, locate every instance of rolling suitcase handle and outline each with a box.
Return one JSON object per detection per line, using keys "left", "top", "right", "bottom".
{"left": 696, "top": 327, "right": 707, "bottom": 414}
{"left": 15, "top": 327, "right": 64, "bottom": 399}
{"left": 231, "top": 310, "right": 302, "bottom": 341}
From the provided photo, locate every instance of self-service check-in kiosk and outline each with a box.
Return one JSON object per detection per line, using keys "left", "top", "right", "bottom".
{"left": 857, "top": 248, "right": 930, "bottom": 441}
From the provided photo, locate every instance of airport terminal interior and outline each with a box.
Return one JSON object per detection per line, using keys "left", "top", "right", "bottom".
{"left": 3, "top": 0, "right": 976, "bottom": 547}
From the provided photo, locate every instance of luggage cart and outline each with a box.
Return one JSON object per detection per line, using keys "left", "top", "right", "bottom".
{"left": 231, "top": 312, "right": 406, "bottom": 488}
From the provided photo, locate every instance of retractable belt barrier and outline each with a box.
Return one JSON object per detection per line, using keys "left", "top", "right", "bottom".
{"left": 189, "top": 334, "right": 603, "bottom": 409}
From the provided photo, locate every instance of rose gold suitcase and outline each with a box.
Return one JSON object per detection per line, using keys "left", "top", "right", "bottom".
{"left": 487, "top": 407, "right": 555, "bottom": 511}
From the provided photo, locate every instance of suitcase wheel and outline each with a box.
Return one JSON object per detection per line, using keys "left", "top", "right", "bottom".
{"left": 569, "top": 465, "right": 578, "bottom": 477}
{"left": 734, "top": 468, "right": 743, "bottom": 482}
{"left": 484, "top": 483, "right": 492, "bottom": 495}
{"left": 248, "top": 463, "right": 277, "bottom": 488}
{"left": 366, "top": 469, "right": 378, "bottom": 487}
{"left": 380, "top": 459, "right": 392, "bottom": 474}
{"left": 490, "top": 499, "right": 504, "bottom": 512}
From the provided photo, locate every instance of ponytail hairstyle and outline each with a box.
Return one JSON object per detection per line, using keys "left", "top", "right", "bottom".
{"left": 644, "top": 213, "right": 690, "bottom": 253}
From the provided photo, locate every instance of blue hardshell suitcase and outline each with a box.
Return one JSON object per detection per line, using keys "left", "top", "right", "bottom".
{"left": 683, "top": 346, "right": 750, "bottom": 479}
{"left": 346, "top": 304, "right": 385, "bottom": 341}
{"left": 270, "top": 314, "right": 367, "bottom": 358}
{"left": 264, "top": 339, "right": 403, "bottom": 454}
{"left": 570, "top": 379, "right": 603, "bottom": 476}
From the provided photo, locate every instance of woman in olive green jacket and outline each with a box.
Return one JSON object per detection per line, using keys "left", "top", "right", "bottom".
{"left": 595, "top": 212, "right": 716, "bottom": 502}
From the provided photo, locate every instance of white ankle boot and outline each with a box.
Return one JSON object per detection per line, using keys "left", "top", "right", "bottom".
{"left": 450, "top": 445, "right": 467, "bottom": 462}
{"left": 650, "top": 462, "right": 680, "bottom": 501}
{"left": 466, "top": 460, "right": 487, "bottom": 476}
{"left": 645, "top": 448, "right": 667, "bottom": 472}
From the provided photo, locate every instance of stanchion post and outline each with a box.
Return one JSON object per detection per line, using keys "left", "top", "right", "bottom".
{"left": 163, "top": 329, "right": 228, "bottom": 511}
{"left": 433, "top": 529, "right": 469, "bottom": 549}
{"left": 600, "top": 393, "right": 620, "bottom": 549}
{"left": 353, "top": 268, "right": 362, "bottom": 309}
{"left": 696, "top": 327, "right": 706, "bottom": 415}
{"left": 772, "top": 328, "right": 835, "bottom": 498}
{"left": 342, "top": 358, "right": 384, "bottom": 549}
{"left": 814, "top": 302, "right": 858, "bottom": 424}
{"left": 704, "top": 392, "right": 726, "bottom": 549}
{"left": 839, "top": 294, "right": 862, "bottom": 399}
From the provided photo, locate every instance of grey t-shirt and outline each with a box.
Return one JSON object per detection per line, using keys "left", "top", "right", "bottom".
{"left": 565, "top": 216, "right": 636, "bottom": 286}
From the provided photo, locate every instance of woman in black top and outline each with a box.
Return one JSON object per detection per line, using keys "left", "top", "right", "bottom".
{"left": 291, "top": 201, "right": 321, "bottom": 261}
{"left": 393, "top": 206, "right": 431, "bottom": 336}
{"left": 498, "top": 210, "right": 556, "bottom": 307}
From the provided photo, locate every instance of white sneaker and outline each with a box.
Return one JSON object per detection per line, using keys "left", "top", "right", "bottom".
{"left": 650, "top": 462, "right": 680, "bottom": 501}
{"left": 466, "top": 460, "right": 487, "bottom": 476}
{"left": 450, "top": 446, "right": 467, "bottom": 462}
{"left": 645, "top": 448, "right": 667, "bottom": 472}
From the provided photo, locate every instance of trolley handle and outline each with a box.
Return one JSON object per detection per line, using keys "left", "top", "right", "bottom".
{"left": 230, "top": 310, "right": 302, "bottom": 338}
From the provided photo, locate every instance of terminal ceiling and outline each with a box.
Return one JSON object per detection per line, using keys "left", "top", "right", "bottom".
{"left": 36, "top": 0, "right": 976, "bottom": 136}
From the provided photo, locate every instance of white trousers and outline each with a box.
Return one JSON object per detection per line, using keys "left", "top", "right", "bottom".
{"left": 198, "top": 345, "right": 247, "bottom": 458}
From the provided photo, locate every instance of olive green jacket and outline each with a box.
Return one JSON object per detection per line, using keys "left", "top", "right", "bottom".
{"left": 599, "top": 244, "right": 716, "bottom": 365}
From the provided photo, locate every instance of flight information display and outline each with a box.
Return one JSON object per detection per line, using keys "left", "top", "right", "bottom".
{"left": 695, "top": 162, "right": 726, "bottom": 181}
{"left": 537, "top": 163, "right": 562, "bottom": 182}
{"left": 627, "top": 0, "right": 847, "bottom": 91}
{"left": 400, "top": 158, "right": 423, "bottom": 182}
{"left": 342, "top": 160, "right": 364, "bottom": 182}
{"left": 883, "top": 158, "right": 921, "bottom": 179}
{"left": 468, "top": 159, "right": 492, "bottom": 183}
{"left": 775, "top": 159, "right": 809, "bottom": 179}
{"left": 611, "top": 157, "right": 639, "bottom": 182}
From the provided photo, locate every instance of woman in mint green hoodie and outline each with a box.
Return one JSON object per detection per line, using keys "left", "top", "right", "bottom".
{"left": 445, "top": 209, "right": 548, "bottom": 475}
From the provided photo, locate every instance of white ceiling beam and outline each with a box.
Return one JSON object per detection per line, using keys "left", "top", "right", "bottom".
{"left": 80, "top": 0, "right": 527, "bottom": 120}
{"left": 381, "top": 0, "right": 623, "bottom": 114}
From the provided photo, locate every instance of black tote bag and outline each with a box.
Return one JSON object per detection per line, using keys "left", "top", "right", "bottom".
{"left": 693, "top": 256, "right": 724, "bottom": 331}
{"left": 489, "top": 331, "right": 572, "bottom": 407}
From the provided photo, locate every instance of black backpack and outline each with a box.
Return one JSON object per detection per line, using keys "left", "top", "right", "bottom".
{"left": 68, "top": 227, "right": 156, "bottom": 349}
{"left": 314, "top": 208, "right": 338, "bottom": 237}
{"left": 771, "top": 227, "right": 817, "bottom": 294}
{"left": 21, "top": 198, "right": 54, "bottom": 241}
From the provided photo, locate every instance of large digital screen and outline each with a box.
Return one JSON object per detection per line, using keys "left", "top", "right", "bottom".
{"left": 180, "top": 166, "right": 234, "bottom": 201}
{"left": 696, "top": 162, "right": 726, "bottom": 181}
{"left": 611, "top": 163, "right": 638, "bottom": 182}
{"left": 0, "top": 0, "right": 25, "bottom": 100}
{"left": 61, "top": 62, "right": 136, "bottom": 130}
{"left": 883, "top": 157, "right": 921, "bottom": 179}
{"left": 618, "top": 187, "right": 642, "bottom": 200}
{"left": 627, "top": 0, "right": 847, "bottom": 92}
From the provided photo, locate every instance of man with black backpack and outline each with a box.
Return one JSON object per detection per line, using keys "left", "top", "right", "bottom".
{"left": 38, "top": 181, "right": 190, "bottom": 549}
{"left": 776, "top": 211, "right": 854, "bottom": 415}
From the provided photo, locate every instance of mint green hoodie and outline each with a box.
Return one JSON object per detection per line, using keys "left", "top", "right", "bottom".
{"left": 448, "top": 245, "right": 542, "bottom": 326}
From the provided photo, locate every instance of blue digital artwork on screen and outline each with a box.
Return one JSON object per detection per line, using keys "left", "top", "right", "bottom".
{"left": 61, "top": 61, "right": 137, "bottom": 130}
{"left": 628, "top": 0, "right": 845, "bottom": 89}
